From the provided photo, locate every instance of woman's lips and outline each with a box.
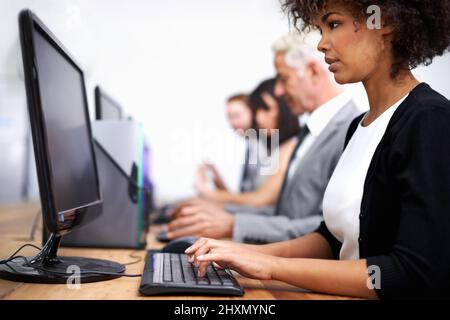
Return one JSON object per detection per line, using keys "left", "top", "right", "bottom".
{"left": 325, "top": 57, "right": 340, "bottom": 73}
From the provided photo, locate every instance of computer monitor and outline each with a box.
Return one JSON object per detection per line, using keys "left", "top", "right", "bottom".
{"left": 0, "top": 10, "right": 125, "bottom": 283}
{"left": 95, "top": 86, "right": 124, "bottom": 120}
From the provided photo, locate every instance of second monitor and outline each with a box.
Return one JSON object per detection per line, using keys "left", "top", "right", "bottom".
{"left": 95, "top": 86, "right": 124, "bottom": 120}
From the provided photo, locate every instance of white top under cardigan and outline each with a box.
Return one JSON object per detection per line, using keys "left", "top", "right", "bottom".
{"left": 322, "top": 94, "right": 409, "bottom": 260}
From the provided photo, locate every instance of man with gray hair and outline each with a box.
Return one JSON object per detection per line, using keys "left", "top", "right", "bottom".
{"left": 166, "top": 32, "right": 362, "bottom": 243}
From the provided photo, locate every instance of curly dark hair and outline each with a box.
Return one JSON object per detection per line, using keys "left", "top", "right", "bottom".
{"left": 281, "top": 0, "right": 450, "bottom": 77}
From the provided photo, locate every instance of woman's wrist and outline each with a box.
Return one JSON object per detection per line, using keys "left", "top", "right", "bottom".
{"left": 249, "top": 241, "right": 290, "bottom": 257}
{"left": 269, "top": 256, "right": 306, "bottom": 283}
{"left": 266, "top": 255, "right": 285, "bottom": 281}
{"left": 242, "top": 243, "right": 266, "bottom": 253}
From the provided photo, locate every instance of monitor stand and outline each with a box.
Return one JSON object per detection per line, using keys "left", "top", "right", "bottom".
{"left": 0, "top": 233, "right": 125, "bottom": 284}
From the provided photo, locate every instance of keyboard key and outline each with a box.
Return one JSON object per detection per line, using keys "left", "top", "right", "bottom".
{"left": 197, "top": 273, "right": 209, "bottom": 285}
{"left": 180, "top": 254, "right": 189, "bottom": 264}
{"left": 206, "top": 266, "right": 221, "bottom": 285}
{"left": 182, "top": 264, "right": 197, "bottom": 284}
{"left": 163, "top": 254, "right": 172, "bottom": 282}
{"left": 190, "top": 260, "right": 213, "bottom": 285}
{"left": 216, "top": 269, "right": 234, "bottom": 285}
{"left": 171, "top": 254, "right": 184, "bottom": 283}
{"left": 152, "top": 253, "right": 163, "bottom": 283}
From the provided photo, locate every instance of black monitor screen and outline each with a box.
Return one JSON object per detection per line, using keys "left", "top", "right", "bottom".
{"left": 33, "top": 27, "right": 100, "bottom": 212}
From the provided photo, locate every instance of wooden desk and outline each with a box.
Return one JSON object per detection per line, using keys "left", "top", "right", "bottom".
{"left": 0, "top": 203, "right": 354, "bottom": 300}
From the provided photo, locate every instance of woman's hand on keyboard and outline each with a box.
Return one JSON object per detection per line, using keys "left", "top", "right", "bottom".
{"left": 185, "top": 237, "right": 276, "bottom": 280}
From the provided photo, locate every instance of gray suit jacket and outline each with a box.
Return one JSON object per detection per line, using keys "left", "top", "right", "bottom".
{"left": 232, "top": 100, "right": 361, "bottom": 243}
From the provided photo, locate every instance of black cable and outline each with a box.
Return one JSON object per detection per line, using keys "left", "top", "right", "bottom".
{"left": 1, "top": 255, "right": 30, "bottom": 265}
{"left": 121, "top": 250, "right": 143, "bottom": 266}
{"left": 0, "top": 243, "right": 41, "bottom": 264}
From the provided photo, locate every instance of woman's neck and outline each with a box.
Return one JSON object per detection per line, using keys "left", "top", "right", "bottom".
{"left": 362, "top": 69, "right": 420, "bottom": 126}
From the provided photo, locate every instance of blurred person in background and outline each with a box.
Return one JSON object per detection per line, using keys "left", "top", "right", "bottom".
{"left": 195, "top": 78, "right": 300, "bottom": 208}
{"left": 167, "top": 33, "right": 360, "bottom": 243}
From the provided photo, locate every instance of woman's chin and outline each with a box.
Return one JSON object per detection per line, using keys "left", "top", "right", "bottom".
{"left": 333, "top": 74, "right": 346, "bottom": 84}
{"left": 333, "top": 72, "right": 360, "bottom": 85}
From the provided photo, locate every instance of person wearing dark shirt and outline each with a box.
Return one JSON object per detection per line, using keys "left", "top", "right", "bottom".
{"left": 185, "top": 0, "right": 450, "bottom": 299}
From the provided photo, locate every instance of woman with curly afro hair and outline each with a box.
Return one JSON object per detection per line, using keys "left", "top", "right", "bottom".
{"left": 185, "top": 0, "right": 450, "bottom": 299}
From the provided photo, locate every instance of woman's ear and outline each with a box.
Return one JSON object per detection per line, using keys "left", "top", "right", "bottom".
{"left": 380, "top": 23, "right": 395, "bottom": 49}
{"left": 379, "top": 17, "right": 394, "bottom": 36}
{"left": 381, "top": 25, "right": 394, "bottom": 36}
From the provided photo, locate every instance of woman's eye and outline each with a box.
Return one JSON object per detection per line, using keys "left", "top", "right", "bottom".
{"left": 329, "top": 22, "right": 340, "bottom": 29}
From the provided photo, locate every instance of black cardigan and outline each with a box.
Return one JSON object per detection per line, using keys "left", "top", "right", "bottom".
{"left": 315, "top": 83, "right": 450, "bottom": 299}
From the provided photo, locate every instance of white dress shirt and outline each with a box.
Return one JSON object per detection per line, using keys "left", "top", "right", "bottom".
{"left": 286, "top": 92, "right": 352, "bottom": 181}
{"left": 322, "top": 94, "right": 409, "bottom": 260}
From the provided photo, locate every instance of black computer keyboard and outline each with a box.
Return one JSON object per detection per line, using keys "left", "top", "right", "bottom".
{"left": 139, "top": 251, "right": 244, "bottom": 296}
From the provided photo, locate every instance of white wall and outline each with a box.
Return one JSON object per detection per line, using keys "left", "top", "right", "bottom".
{"left": 1, "top": 0, "right": 449, "bottom": 204}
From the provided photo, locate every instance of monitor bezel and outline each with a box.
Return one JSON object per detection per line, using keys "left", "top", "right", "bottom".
{"left": 19, "top": 9, "right": 102, "bottom": 236}
{"left": 95, "top": 86, "right": 124, "bottom": 120}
